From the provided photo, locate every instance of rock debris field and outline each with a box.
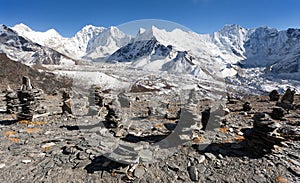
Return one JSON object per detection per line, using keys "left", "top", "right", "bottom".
{"left": 0, "top": 77, "right": 299, "bottom": 183}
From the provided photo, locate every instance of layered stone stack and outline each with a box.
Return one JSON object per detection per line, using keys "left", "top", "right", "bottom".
{"left": 165, "top": 99, "right": 181, "bottom": 119}
{"left": 17, "top": 76, "right": 47, "bottom": 121}
{"left": 5, "top": 88, "right": 19, "bottom": 114}
{"left": 269, "top": 90, "right": 280, "bottom": 101}
{"left": 87, "top": 85, "right": 104, "bottom": 116}
{"left": 276, "top": 88, "right": 296, "bottom": 111}
{"left": 245, "top": 112, "right": 284, "bottom": 148}
{"left": 242, "top": 102, "right": 252, "bottom": 111}
{"left": 61, "top": 91, "right": 73, "bottom": 115}
{"left": 270, "top": 106, "right": 285, "bottom": 120}
{"left": 130, "top": 96, "right": 151, "bottom": 118}
{"left": 104, "top": 101, "right": 121, "bottom": 128}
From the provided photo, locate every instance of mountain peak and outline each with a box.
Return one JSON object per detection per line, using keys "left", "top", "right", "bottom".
{"left": 45, "top": 28, "right": 61, "bottom": 37}
{"left": 13, "top": 23, "right": 32, "bottom": 32}
{"left": 106, "top": 26, "right": 123, "bottom": 35}
{"left": 80, "top": 24, "right": 105, "bottom": 32}
{"left": 219, "top": 24, "right": 247, "bottom": 34}
{"left": 135, "top": 25, "right": 167, "bottom": 41}
{"left": 75, "top": 25, "right": 105, "bottom": 40}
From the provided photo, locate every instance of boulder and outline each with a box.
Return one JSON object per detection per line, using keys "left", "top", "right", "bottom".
{"left": 269, "top": 90, "right": 280, "bottom": 101}
{"left": 270, "top": 106, "right": 285, "bottom": 120}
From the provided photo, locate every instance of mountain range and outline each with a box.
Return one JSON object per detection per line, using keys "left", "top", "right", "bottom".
{"left": 0, "top": 23, "right": 299, "bottom": 80}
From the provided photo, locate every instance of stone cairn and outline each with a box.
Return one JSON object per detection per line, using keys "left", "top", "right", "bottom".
{"left": 270, "top": 106, "right": 285, "bottom": 120}
{"left": 61, "top": 91, "right": 73, "bottom": 115}
{"left": 130, "top": 96, "right": 151, "bottom": 118}
{"left": 87, "top": 85, "right": 103, "bottom": 116}
{"left": 244, "top": 112, "right": 284, "bottom": 152}
{"left": 165, "top": 99, "right": 181, "bottom": 120}
{"left": 4, "top": 87, "right": 19, "bottom": 114}
{"left": 17, "top": 76, "right": 47, "bottom": 121}
{"left": 276, "top": 88, "right": 296, "bottom": 112}
{"left": 243, "top": 88, "right": 300, "bottom": 146}
{"left": 269, "top": 89, "right": 280, "bottom": 101}
{"left": 104, "top": 101, "right": 121, "bottom": 128}
{"left": 242, "top": 102, "right": 252, "bottom": 111}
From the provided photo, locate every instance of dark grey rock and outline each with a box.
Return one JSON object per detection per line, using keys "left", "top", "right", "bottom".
{"left": 269, "top": 90, "right": 280, "bottom": 101}
{"left": 281, "top": 88, "right": 295, "bottom": 104}
{"left": 187, "top": 166, "right": 198, "bottom": 181}
{"left": 270, "top": 106, "right": 285, "bottom": 120}
{"left": 243, "top": 102, "right": 252, "bottom": 111}
{"left": 61, "top": 91, "right": 72, "bottom": 115}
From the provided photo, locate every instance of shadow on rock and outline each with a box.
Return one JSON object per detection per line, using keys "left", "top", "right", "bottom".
{"left": 85, "top": 155, "right": 127, "bottom": 174}
{"left": 0, "top": 119, "right": 18, "bottom": 125}
{"left": 121, "top": 134, "right": 169, "bottom": 143}
{"left": 194, "top": 128, "right": 279, "bottom": 159}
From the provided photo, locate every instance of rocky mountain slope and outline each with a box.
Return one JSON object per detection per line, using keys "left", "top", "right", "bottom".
{"left": 0, "top": 53, "right": 71, "bottom": 93}
{"left": 0, "top": 25, "right": 76, "bottom": 65}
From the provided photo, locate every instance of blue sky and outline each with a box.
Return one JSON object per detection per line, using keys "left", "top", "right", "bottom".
{"left": 1, "top": 0, "right": 300, "bottom": 37}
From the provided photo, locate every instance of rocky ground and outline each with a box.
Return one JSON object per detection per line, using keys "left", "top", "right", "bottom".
{"left": 0, "top": 83, "right": 299, "bottom": 182}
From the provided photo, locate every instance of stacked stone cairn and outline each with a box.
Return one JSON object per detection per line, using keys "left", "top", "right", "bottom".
{"left": 245, "top": 112, "right": 284, "bottom": 150}
{"left": 242, "top": 101, "right": 252, "bottom": 111}
{"left": 61, "top": 91, "right": 73, "bottom": 115}
{"left": 104, "top": 101, "right": 121, "bottom": 128}
{"left": 87, "top": 85, "right": 103, "bottom": 116}
{"left": 17, "top": 76, "right": 47, "bottom": 121}
{"left": 245, "top": 88, "right": 300, "bottom": 152}
{"left": 5, "top": 87, "right": 19, "bottom": 114}
{"left": 165, "top": 99, "right": 181, "bottom": 120}
{"left": 269, "top": 89, "right": 280, "bottom": 101}
{"left": 270, "top": 106, "right": 285, "bottom": 120}
{"left": 276, "top": 88, "right": 296, "bottom": 112}
{"left": 130, "top": 96, "right": 151, "bottom": 118}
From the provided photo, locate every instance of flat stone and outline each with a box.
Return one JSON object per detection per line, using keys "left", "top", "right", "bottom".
{"left": 204, "top": 153, "right": 216, "bottom": 161}
{"left": 196, "top": 155, "right": 206, "bottom": 164}
{"left": 134, "top": 166, "right": 145, "bottom": 178}
{"left": 74, "top": 160, "right": 91, "bottom": 169}
{"left": 77, "top": 151, "right": 88, "bottom": 160}
{"left": 197, "top": 164, "right": 206, "bottom": 174}
{"left": 114, "top": 165, "right": 130, "bottom": 174}
{"left": 41, "top": 142, "right": 56, "bottom": 149}
{"left": 22, "top": 159, "right": 32, "bottom": 164}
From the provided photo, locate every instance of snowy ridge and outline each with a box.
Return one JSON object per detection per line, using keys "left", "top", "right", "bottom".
{"left": 6, "top": 23, "right": 300, "bottom": 81}
{"left": 13, "top": 23, "right": 131, "bottom": 61}
{"left": 108, "top": 25, "right": 300, "bottom": 79}
{"left": 0, "top": 24, "right": 75, "bottom": 65}
{"left": 85, "top": 26, "right": 132, "bottom": 61}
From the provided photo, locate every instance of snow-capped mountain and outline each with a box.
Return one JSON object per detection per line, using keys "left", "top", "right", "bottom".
{"left": 5, "top": 22, "right": 300, "bottom": 80}
{"left": 108, "top": 25, "right": 300, "bottom": 79}
{"left": 84, "top": 26, "right": 132, "bottom": 61}
{"left": 0, "top": 24, "right": 75, "bottom": 65}
{"left": 13, "top": 23, "right": 131, "bottom": 61}
{"left": 107, "top": 26, "right": 242, "bottom": 77}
